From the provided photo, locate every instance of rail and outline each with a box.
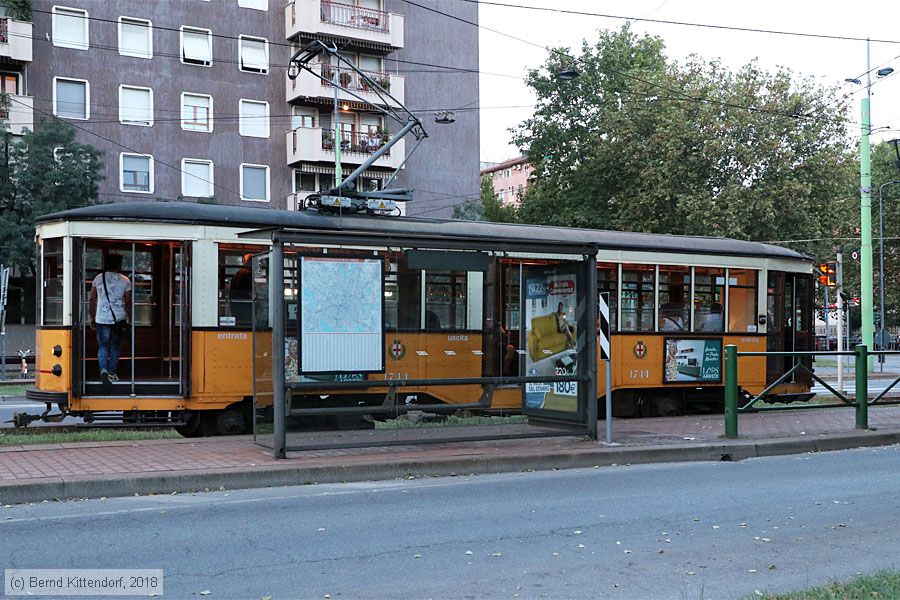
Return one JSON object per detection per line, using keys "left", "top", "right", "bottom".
{"left": 321, "top": 128, "right": 389, "bottom": 155}
{"left": 320, "top": 64, "right": 391, "bottom": 92}
{"left": 724, "top": 345, "right": 900, "bottom": 437}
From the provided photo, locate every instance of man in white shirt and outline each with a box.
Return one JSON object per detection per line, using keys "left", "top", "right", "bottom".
{"left": 87, "top": 253, "right": 132, "bottom": 386}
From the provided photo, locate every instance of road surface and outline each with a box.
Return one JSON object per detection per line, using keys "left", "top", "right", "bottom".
{"left": 1, "top": 446, "right": 899, "bottom": 599}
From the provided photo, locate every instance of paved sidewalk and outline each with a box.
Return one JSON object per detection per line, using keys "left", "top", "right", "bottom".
{"left": 2, "top": 406, "right": 900, "bottom": 504}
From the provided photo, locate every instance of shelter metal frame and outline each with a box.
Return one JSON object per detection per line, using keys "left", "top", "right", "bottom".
{"left": 240, "top": 227, "right": 599, "bottom": 458}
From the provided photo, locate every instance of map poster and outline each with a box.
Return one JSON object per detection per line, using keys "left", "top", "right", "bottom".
{"left": 523, "top": 265, "right": 578, "bottom": 413}
{"left": 663, "top": 338, "right": 723, "bottom": 383}
{"left": 300, "top": 256, "right": 384, "bottom": 374}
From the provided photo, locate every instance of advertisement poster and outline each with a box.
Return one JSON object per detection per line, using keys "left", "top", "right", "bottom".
{"left": 663, "top": 338, "right": 723, "bottom": 383}
{"left": 523, "top": 266, "right": 579, "bottom": 412}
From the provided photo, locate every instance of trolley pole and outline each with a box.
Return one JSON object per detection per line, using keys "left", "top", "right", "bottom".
{"left": 724, "top": 344, "right": 738, "bottom": 438}
{"left": 855, "top": 344, "right": 869, "bottom": 430}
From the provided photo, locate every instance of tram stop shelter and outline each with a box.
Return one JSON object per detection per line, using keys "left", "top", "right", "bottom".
{"left": 239, "top": 214, "right": 599, "bottom": 458}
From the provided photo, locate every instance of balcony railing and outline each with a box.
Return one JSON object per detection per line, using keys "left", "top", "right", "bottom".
{"left": 322, "top": 129, "right": 389, "bottom": 155}
{"left": 0, "top": 19, "right": 8, "bottom": 43}
{"left": 320, "top": 65, "right": 392, "bottom": 93}
{"left": 0, "top": 93, "right": 8, "bottom": 119}
{"left": 321, "top": 1, "right": 389, "bottom": 33}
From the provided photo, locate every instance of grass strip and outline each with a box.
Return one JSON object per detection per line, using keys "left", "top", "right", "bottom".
{"left": 0, "top": 429, "right": 181, "bottom": 446}
{"left": 752, "top": 570, "right": 900, "bottom": 599}
{"left": 0, "top": 384, "right": 30, "bottom": 397}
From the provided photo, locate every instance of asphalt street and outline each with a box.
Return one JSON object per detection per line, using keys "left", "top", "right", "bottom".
{"left": 1, "top": 446, "right": 898, "bottom": 599}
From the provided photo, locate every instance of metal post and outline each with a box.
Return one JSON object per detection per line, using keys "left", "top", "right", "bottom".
{"left": 860, "top": 39, "right": 875, "bottom": 372}
{"left": 605, "top": 358, "right": 612, "bottom": 444}
{"left": 0, "top": 263, "right": 6, "bottom": 381}
{"left": 855, "top": 344, "right": 869, "bottom": 430}
{"left": 272, "top": 241, "right": 286, "bottom": 459}
{"left": 724, "top": 344, "right": 738, "bottom": 438}
{"left": 824, "top": 286, "right": 830, "bottom": 354}
{"left": 836, "top": 248, "right": 844, "bottom": 392}
{"left": 333, "top": 63, "right": 342, "bottom": 188}
{"left": 585, "top": 252, "right": 599, "bottom": 441}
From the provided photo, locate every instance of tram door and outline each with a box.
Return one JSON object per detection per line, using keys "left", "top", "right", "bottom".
{"left": 75, "top": 240, "right": 190, "bottom": 397}
{"left": 766, "top": 272, "right": 813, "bottom": 385}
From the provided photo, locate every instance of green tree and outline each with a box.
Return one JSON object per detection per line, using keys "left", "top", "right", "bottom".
{"left": 0, "top": 118, "right": 104, "bottom": 274}
{"left": 453, "top": 175, "right": 517, "bottom": 222}
{"left": 0, "top": 0, "right": 32, "bottom": 21}
{"left": 514, "top": 25, "right": 856, "bottom": 259}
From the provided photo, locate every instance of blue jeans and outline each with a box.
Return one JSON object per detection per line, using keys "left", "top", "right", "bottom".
{"left": 96, "top": 324, "right": 122, "bottom": 375}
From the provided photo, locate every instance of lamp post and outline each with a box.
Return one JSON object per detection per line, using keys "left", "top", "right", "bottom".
{"left": 879, "top": 179, "right": 900, "bottom": 369}
{"left": 847, "top": 40, "right": 895, "bottom": 371}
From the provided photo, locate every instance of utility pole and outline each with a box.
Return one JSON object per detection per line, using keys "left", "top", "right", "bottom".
{"left": 824, "top": 285, "right": 830, "bottom": 352}
{"left": 836, "top": 248, "right": 844, "bottom": 393}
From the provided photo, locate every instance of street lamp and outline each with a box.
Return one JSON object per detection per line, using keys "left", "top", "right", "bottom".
{"left": 852, "top": 41, "right": 896, "bottom": 369}
{"left": 555, "top": 65, "right": 580, "bottom": 81}
{"left": 878, "top": 178, "right": 900, "bottom": 369}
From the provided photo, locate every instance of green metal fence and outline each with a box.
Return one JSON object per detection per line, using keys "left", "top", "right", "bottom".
{"left": 724, "top": 345, "right": 900, "bottom": 437}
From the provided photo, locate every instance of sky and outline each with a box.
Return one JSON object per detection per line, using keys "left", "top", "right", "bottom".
{"left": 476, "top": 0, "right": 900, "bottom": 163}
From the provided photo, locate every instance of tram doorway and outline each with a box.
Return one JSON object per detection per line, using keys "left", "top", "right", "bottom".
{"left": 74, "top": 239, "right": 190, "bottom": 397}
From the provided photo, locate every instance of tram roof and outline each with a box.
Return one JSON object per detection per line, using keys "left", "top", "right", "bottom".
{"left": 39, "top": 202, "right": 809, "bottom": 262}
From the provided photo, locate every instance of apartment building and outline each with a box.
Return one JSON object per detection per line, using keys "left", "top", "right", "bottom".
{"left": 13, "top": 0, "right": 479, "bottom": 216}
{"left": 0, "top": 3, "right": 33, "bottom": 135}
{"left": 481, "top": 155, "right": 533, "bottom": 205}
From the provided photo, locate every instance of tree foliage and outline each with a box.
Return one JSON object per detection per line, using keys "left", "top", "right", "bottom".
{"left": 0, "top": 0, "right": 32, "bottom": 21}
{"left": 514, "top": 25, "right": 856, "bottom": 260}
{"left": 453, "top": 175, "right": 517, "bottom": 222}
{"left": 0, "top": 118, "right": 104, "bottom": 273}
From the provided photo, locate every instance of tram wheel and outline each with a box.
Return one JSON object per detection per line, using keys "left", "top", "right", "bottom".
{"left": 199, "top": 412, "right": 219, "bottom": 437}
{"left": 216, "top": 408, "right": 248, "bottom": 435}
{"left": 654, "top": 396, "right": 682, "bottom": 417}
{"left": 174, "top": 412, "right": 202, "bottom": 438}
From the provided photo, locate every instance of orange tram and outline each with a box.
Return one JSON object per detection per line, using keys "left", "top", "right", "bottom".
{"left": 25, "top": 202, "right": 814, "bottom": 435}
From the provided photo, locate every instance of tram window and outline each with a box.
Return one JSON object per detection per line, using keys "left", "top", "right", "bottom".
{"left": 728, "top": 269, "right": 758, "bottom": 332}
{"left": 597, "top": 265, "right": 617, "bottom": 331}
{"left": 41, "top": 238, "right": 64, "bottom": 326}
{"left": 620, "top": 266, "right": 654, "bottom": 332}
{"left": 694, "top": 267, "right": 724, "bottom": 332}
{"left": 425, "top": 271, "right": 467, "bottom": 331}
{"left": 83, "top": 247, "right": 154, "bottom": 327}
{"left": 384, "top": 256, "right": 420, "bottom": 330}
{"left": 218, "top": 246, "right": 263, "bottom": 327}
{"left": 504, "top": 265, "right": 521, "bottom": 330}
{"left": 658, "top": 266, "right": 690, "bottom": 331}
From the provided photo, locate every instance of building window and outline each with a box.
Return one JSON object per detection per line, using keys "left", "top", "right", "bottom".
{"left": 53, "top": 77, "right": 89, "bottom": 120}
{"left": 238, "top": 35, "right": 268, "bottom": 74}
{"left": 120, "top": 153, "right": 153, "bottom": 193}
{"left": 0, "top": 73, "right": 19, "bottom": 95}
{"left": 293, "top": 170, "right": 318, "bottom": 192}
{"left": 238, "top": 0, "right": 268, "bottom": 9}
{"left": 181, "top": 93, "right": 212, "bottom": 132}
{"left": 118, "top": 17, "right": 152, "bottom": 59}
{"left": 118, "top": 85, "right": 153, "bottom": 126}
{"left": 52, "top": 6, "right": 89, "bottom": 50}
{"left": 180, "top": 26, "right": 212, "bottom": 67}
{"left": 239, "top": 100, "right": 269, "bottom": 138}
{"left": 291, "top": 106, "right": 317, "bottom": 129}
{"left": 241, "top": 164, "right": 269, "bottom": 201}
{"left": 181, "top": 158, "right": 213, "bottom": 197}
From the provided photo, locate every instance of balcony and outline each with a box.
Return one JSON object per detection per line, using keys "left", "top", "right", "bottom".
{"left": 1, "top": 94, "right": 32, "bottom": 135}
{"left": 0, "top": 19, "right": 32, "bottom": 63}
{"left": 286, "top": 64, "right": 404, "bottom": 107}
{"left": 286, "top": 126, "right": 405, "bottom": 169}
{"left": 285, "top": 0, "right": 404, "bottom": 49}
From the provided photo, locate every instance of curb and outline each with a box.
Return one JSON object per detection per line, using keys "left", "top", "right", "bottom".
{"left": 2, "top": 430, "right": 899, "bottom": 505}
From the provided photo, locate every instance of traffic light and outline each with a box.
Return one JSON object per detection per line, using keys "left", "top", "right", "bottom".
{"left": 817, "top": 262, "right": 836, "bottom": 287}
